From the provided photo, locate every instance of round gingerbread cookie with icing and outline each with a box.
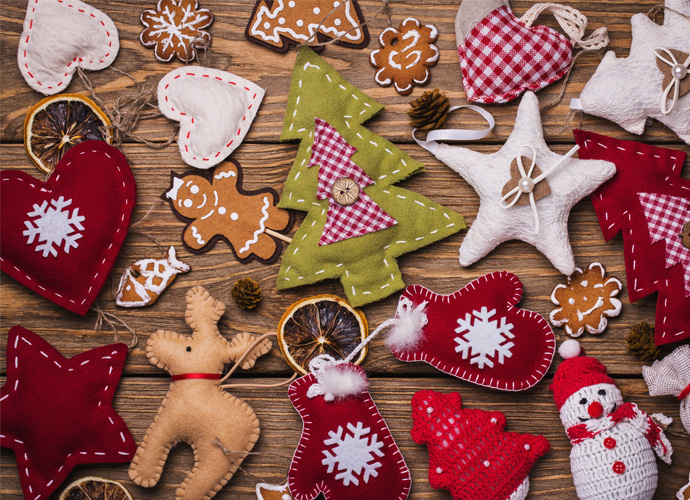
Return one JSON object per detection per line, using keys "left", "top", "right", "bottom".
{"left": 550, "top": 262, "right": 623, "bottom": 337}
{"left": 370, "top": 18, "right": 439, "bottom": 96}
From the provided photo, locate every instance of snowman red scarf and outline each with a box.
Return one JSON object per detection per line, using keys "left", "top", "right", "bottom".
{"left": 566, "top": 402, "right": 673, "bottom": 464}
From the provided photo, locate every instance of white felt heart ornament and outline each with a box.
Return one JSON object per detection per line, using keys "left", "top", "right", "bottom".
{"left": 158, "top": 66, "right": 265, "bottom": 169}
{"left": 18, "top": 0, "right": 119, "bottom": 95}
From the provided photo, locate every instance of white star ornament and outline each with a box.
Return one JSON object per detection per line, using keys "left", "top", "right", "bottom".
{"left": 576, "top": 0, "right": 690, "bottom": 144}
{"left": 417, "top": 92, "right": 616, "bottom": 275}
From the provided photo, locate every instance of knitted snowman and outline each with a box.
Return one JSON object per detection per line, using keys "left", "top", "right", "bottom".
{"left": 550, "top": 339, "right": 673, "bottom": 500}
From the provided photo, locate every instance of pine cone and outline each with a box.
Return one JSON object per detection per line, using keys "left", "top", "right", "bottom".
{"left": 231, "top": 278, "right": 262, "bottom": 310}
{"left": 408, "top": 89, "right": 450, "bottom": 131}
{"left": 626, "top": 322, "right": 661, "bottom": 361}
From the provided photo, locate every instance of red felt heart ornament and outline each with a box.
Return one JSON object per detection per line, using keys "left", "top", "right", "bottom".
{"left": 459, "top": 6, "right": 572, "bottom": 104}
{"left": 0, "top": 141, "right": 136, "bottom": 315}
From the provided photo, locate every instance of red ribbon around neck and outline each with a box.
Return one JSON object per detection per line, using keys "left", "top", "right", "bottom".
{"left": 678, "top": 383, "right": 690, "bottom": 401}
{"left": 171, "top": 373, "right": 222, "bottom": 382}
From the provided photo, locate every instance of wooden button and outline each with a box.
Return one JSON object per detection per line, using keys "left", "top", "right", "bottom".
{"left": 331, "top": 177, "right": 360, "bottom": 206}
{"left": 604, "top": 437, "right": 616, "bottom": 449}
{"left": 612, "top": 461, "right": 625, "bottom": 474}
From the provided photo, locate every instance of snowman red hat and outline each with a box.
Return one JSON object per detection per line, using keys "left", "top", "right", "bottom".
{"left": 550, "top": 339, "right": 673, "bottom": 500}
{"left": 550, "top": 338, "right": 616, "bottom": 410}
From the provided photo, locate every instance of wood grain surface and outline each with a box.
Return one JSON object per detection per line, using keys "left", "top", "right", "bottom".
{"left": 1, "top": 0, "right": 689, "bottom": 499}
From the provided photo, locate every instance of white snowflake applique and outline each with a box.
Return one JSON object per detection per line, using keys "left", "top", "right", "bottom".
{"left": 23, "top": 196, "right": 85, "bottom": 258}
{"left": 454, "top": 306, "right": 515, "bottom": 369}
{"left": 322, "top": 421, "right": 384, "bottom": 486}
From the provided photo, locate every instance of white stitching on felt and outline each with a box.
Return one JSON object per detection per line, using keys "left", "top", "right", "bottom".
{"left": 583, "top": 138, "right": 687, "bottom": 340}
{"left": 4, "top": 334, "right": 129, "bottom": 498}
{"left": 396, "top": 272, "right": 555, "bottom": 391}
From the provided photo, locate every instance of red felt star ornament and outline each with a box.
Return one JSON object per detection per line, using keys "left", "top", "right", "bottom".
{"left": 0, "top": 326, "right": 136, "bottom": 500}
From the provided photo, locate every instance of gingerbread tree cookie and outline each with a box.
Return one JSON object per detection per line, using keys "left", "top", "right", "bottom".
{"left": 140, "top": 0, "right": 213, "bottom": 62}
{"left": 277, "top": 48, "right": 465, "bottom": 307}
{"left": 370, "top": 18, "right": 439, "bottom": 95}
{"left": 245, "top": 0, "right": 369, "bottom": 52}
{"left": 550, "top": 262, "right": 623, "bottom": 337}
{"left": 164, "top": 160, "right": 293, "bottom": 263}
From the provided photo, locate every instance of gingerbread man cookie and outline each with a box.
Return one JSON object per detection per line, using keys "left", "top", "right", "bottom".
{"left": 680, "top": 221, "right": 690, "bottom": 249}
{"left": 370, "top": 18, "right": 439, "bottom": 95}
{"left": 245, "top": 0, "right": 369, "bottom": 53}
{"left": 164, "top": 161, "right": 293, "bottom": 263}
{"left": 550, "top": 262, "right": 623, "bottom": 337}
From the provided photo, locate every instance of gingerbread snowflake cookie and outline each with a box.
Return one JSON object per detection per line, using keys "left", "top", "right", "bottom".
{"left": 370, "top": 18, "right": 439, "bottom": 95}
{"left": 550, "top": 262, "right": 623, "bottom": 337}
{"left": 140, "top": 0, "right": 213, "bottom": 62}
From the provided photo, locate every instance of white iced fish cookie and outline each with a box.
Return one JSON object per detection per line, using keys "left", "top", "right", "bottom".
{"left": 18, "top": 0, "right": 119, "bottom": 95}
{"left": 157, "top": 66, "right": 265, "bottom": 169}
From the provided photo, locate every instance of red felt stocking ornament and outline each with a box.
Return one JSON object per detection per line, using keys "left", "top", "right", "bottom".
{"left": 287, "top": 356, "right": 411, "bottom": 500}
{"left": 384, "top": 271, "right": 555, "bottom": 391}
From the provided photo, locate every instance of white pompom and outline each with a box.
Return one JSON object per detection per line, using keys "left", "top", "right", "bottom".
{"left": 308, "top": 363, "right": 368, "bottom": 401}
{"left": 559, "top": 339, "right": 581, "bottom": 360}
{"left": 386, "top": 300, "right": 428, "bottom": 352}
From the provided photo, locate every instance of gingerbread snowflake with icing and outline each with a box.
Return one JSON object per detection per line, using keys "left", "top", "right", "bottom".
{"left": 140, "top": 0, "right": 213, "bottom": 62}
{"left": 370, "top": 18, "right": 439, "bottom": 96}
{"left": 550, "top": 262, "right": 623, "bottom": 337}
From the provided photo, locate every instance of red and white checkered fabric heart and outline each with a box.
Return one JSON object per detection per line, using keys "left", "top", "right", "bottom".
{"left": 309, "top": 118, "right": 396, "bottom": 246}
{"left": 459, "top": 6, "right": 572, "bottom": 104}
{"left": 638, "top": 192, "right": 690, "bottom": 296}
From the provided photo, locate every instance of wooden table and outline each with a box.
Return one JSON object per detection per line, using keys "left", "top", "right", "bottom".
{"left": 1, "top": 0, "right": 689, "bottom": 498}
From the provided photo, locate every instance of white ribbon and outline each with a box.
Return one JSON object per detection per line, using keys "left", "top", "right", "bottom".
{"left": 643, "top": 344, "right": 690, "bottom": 434}
{"left": 412, "top": 105, "right": 495, "bottom": 155}
{"left": 654, "top": 47, "right": 690, "bottom": 115}
{"left": 500, "top": 144, "right": 580, "bottom": 234}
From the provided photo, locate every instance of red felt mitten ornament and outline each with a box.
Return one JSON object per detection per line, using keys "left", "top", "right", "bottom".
{"left": 411, "top": 390, "right": 550, "bottom": 500}
{"left": 574, "top": 130, "right": 690, "bottom": 345}
{"left": 0, "top": 141, "right": 136, "bottom": 315}
{"left": 287, "top": 356, "right": 411, "bottom": 500}
{"left": 386, "top": 272, "right": 555, "bottom": 391}
{"left": 0, "top": 326, "right": 136, "bottom": 500}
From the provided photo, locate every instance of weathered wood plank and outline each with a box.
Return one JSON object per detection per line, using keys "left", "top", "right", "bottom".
{"left": 1, "top": 0, "right": 688, "bottom": 145}
{"left": 1, "top": 143, "right": 688, "bottom": 376}
{"left": 1, "top": 377, "right": 688, "bottom": 499}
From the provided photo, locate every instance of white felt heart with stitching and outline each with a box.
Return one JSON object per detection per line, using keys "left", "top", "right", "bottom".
{"left": 18, "top": 0, "right": 119, "bottom": 95}
{"left": 158, "top": 66, "right": 265, "bottom": 169}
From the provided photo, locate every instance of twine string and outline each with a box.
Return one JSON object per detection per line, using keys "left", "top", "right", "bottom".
{"left": 92, "top": 301, "right": 138, "bottom": 350}
{"left": 77, "top": 67, "right": 177, "bottom": 149}
{"left": 219, "top": 332, "right": 297, "bottom": 390}
{"left": 212, "top": 438, "right": 291, "bottom": 483}
{"left": 297, "top": 0, "right": 392, "bottom": 49}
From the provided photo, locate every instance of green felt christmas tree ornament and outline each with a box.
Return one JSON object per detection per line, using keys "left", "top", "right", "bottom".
{"left": 277, "top": 47, "right": 465, "bottom": 307}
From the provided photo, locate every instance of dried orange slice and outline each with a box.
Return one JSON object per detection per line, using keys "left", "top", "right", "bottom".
{"left": 277, "top": 295, "right": 368, "bottom": 375}
{"left": 58, "top": 477, "right": 133, "bottom": 500}
{"left": 24, "top": 94, "right": 111, "bottom": 174}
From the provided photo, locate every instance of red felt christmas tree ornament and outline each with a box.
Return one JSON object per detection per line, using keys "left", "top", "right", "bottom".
{"left": 287, "top": 354, "right": 411, "bottom": 500}
{"left": 384, "top": 272, "right": 555, "bottom": 391}
{"left": 411, "top": 390, "right": 550, "bottom": 500}
{"left": 574, "top": 130, "right": 689, "bottom": 345}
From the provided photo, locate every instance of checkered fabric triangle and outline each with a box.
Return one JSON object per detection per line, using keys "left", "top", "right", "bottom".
{"left": 309, "top": 118, "right": 397, "bottom": 246}
{"left": 459, "top": 6, "right": 572, "bottom": 104}
{"left": 638, "top": 192, "right": 690, "bottom": 296}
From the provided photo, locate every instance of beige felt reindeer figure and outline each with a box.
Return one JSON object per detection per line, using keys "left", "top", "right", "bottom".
{"left": 129, "top": 286, "right": 272, "bottom": 500}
